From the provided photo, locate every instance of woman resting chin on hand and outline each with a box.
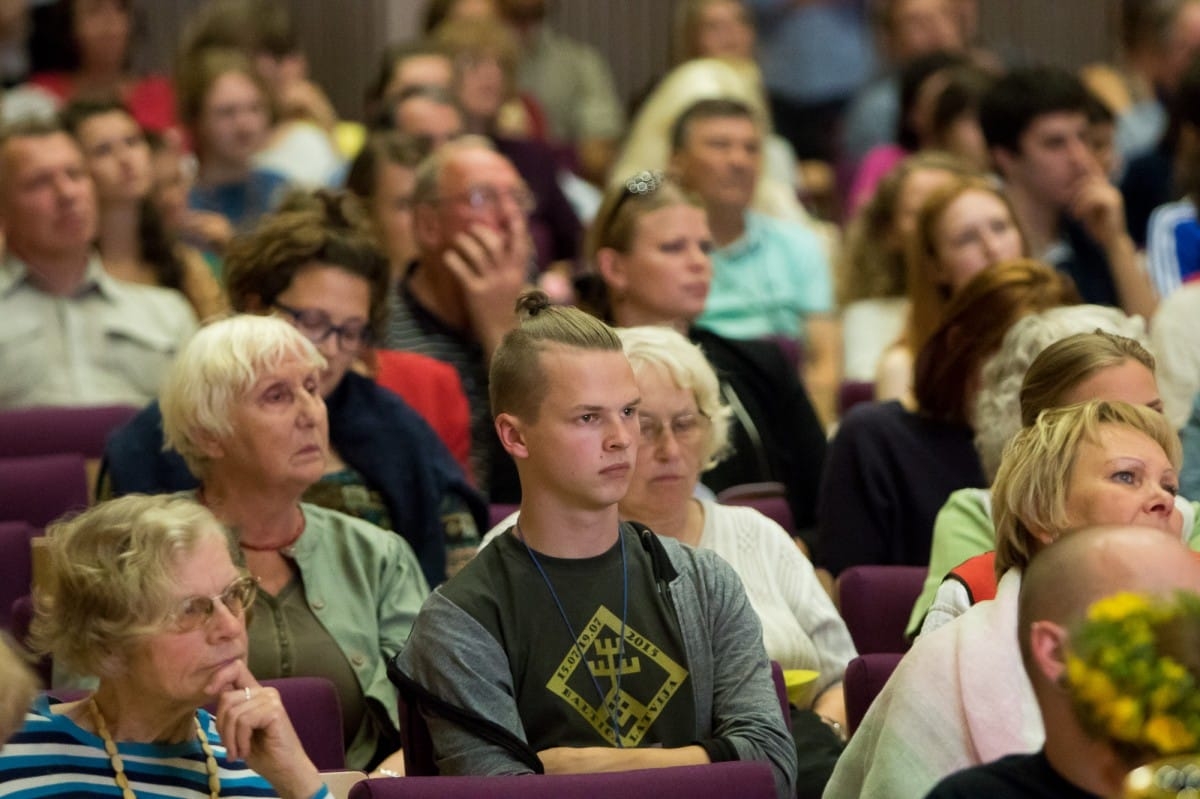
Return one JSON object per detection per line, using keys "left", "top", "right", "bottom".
{"left": 0, "top": 495, "right": 329, "bottom": 799}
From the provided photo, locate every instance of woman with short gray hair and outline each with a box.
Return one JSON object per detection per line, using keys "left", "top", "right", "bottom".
{"left": 160, "top": 315, "right": 428, "bottom": 775}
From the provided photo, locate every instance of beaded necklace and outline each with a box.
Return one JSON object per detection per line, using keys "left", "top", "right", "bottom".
{"left": 87, "top": 698, "right": 221, "bottom": 799}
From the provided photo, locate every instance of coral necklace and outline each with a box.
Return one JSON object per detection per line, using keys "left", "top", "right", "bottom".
{"left": 88, "top": 698, "right": 220, "bottom": 799}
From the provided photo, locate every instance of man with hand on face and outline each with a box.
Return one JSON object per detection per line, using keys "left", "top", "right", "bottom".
{"left": 0, "top": 118, "right": 196, "bottom": 409}
{"left": 981, "top": 67, "right": 1158, "bottom": 319}
{"left": 385, "top": 136, "right": 532, "bottom": 501}
{"left": 393, "top": 293, "right": 797, "bottom": 798}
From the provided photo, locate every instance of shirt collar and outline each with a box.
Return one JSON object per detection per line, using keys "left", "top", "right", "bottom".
{"left": 715, "top": 210, "right": 764, "bottom": 260}
{"left": 0, "top": 250, "right": 112, "bottom": 299}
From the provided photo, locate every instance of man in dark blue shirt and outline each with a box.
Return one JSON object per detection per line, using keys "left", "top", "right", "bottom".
{"left": 981, "top": 68, "right": 1158, "bottom": 319}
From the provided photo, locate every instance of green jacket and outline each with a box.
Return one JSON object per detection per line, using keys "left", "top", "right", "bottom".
{"left": 261, "top": 503, "right": 429, "bottom": 769}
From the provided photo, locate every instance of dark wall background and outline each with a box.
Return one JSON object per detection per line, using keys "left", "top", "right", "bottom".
{"left": 129, "top": 0, "right": 1120, "bottom": 124}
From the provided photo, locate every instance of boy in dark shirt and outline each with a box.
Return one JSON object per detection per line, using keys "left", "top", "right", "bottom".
{"left": 394, "top": 292, "right": 796, "bottom": 798}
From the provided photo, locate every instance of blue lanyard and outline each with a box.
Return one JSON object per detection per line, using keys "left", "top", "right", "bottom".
{"left": 517, "top": 522, "right": 629, "bottom": 748}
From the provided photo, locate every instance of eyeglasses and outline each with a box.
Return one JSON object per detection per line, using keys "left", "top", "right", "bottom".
{"left": 638, "top": 411, "right": 710, "bottom": 447}
{"left": 274, "top": 302, "right": 371, "bottom": 352}
{"left": 439, "top": 185, "right": 537, "bottom": 215}
{"left": 169, "top": 576, "right": 258, "bottom": 632}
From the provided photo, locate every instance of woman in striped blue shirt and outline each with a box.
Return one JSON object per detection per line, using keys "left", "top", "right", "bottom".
{"left": 0, "top": 495, "right": 329, "bottom": 799}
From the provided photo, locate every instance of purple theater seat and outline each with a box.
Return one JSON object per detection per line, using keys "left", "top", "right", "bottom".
{"left": 0, "top": 453, "right": 89, "bottom": 528}
{"left": 763, "top": 335, "right": 804, "bottom": 373}
{"left": 487, "top": 503, "right": 521, "bottom": 531}
{"left": 0, "top": 521, "right": 38, "bottom": 631}
{"left": 248, "top": 677, "right": 346, "bottom": 771}
{"left": 844, "top": 652, "right": 904, "bottom": 735}
{"left": 349, "top": 761, "right": 778, "bottom": 799}
{"left": 0, "top": 404, "right": 139, "bottom": 459}
{"left": 837, "top": 381, "right": 875, "bottom": 416}
{"left": 716, "top": 481, "right": 796, "bottom": 536}
{"left": 835, "top": 564, "right": 926, "bottom": 655}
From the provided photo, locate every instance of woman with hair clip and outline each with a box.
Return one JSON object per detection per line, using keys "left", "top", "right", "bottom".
{"left": 816, "top": 259, "right": 1079, "bottom": 577}
{"left": 579, "top": 171, "right": 828, "bottom": 545}
{"left": 62, "top": 98, "right": 225, "bottom": 321}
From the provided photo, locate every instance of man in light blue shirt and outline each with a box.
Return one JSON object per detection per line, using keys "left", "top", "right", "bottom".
{"left": 669, "top": 98, "right": 838, "bottom": 425}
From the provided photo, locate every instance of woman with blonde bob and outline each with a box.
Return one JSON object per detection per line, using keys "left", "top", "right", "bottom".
{"left": 580, "top": 172, "right": 828, "bottom": 542}
{"left": 827, "top": 400, "right": 1184, "bottom": 799}
{"left": 993, "top": 402, "right": 1181, "bottom": 578}
{"left": 159, "top": 315, "right": 428, "bottom": 774}
{"left": 0, "top": 494, "right": 329, "bottom": 797}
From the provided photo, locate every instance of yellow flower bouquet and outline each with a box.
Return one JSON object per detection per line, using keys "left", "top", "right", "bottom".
{"left": 1061, "top": 591, "right": 1200, "bottom": 798}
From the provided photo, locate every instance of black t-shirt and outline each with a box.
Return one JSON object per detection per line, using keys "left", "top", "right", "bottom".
{"left": 441, "top": 525, "right": 697, "bottom": 751}
{"left": 1050, "top": 216, "right": 1119, "bottom": 308}
{"left": 924, "top": 750, "right": 1102, "bottom": 798}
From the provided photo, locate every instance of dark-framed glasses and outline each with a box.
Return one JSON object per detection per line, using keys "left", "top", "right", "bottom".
{"left": 170, "top": 575, "right": 258, "bottom": 632}
{"left": 441, "top": 185, "right": 537, "bottom": 215}
{"left": 638, "top": 410, "right": 710, "bottom": 447}
{"left": 274, "top": 301, "right": 371, "bottom": 352}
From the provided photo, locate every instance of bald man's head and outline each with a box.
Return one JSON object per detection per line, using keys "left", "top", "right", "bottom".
{"left": 1018, "top": 525, "right": 1200, "bottom": 679}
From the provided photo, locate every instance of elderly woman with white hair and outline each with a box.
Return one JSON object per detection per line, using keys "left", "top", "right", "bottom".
{"left": 159, "top": 314, "right": 429, "bottom": 774}
{"left": 0, "top": 494, "right": 329, "bottom": 797}
{"left": 484, "top": 324, "right": 855, "bottom": 798}
{"left": 907, "top": 304, "right": 1200, "bottom": 637}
